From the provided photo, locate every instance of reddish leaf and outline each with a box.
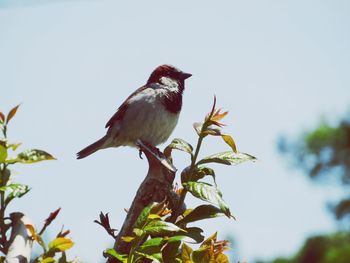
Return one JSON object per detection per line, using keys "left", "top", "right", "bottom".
{"left": 6, "top": 104, "right": 20, "bottom": 124}
{"left": 45, "top": 208, "right": 61, "bottom": 226}
{"left": 0, "top": 112, "right": 5, "bottom": 122}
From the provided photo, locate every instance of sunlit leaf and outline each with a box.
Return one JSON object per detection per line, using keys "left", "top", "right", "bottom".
{"left": 6, "top": 104, "right": 20, "bottom": 124}
{"left": 26, "top": 224, "right": 46, "bottom": 251}
{"left": 177, "top": 205, "right": 225, "bottom": 225}
{"left": 181, "top": 243, "right": 193, "bottom": 262}
{"left": 121, "top": 236, "right": 135, "bottom": 242}
{"left": 48, "top": 237, "right": 74, "bottom": 252}
{"left": 183, "top": 182, "right": 232, "bottom": 218}
{"left": 104, "top": 248, "right": 127, "bottom": 262}
{"left": 144, "top": 220, "right": 184, "bottom": 235}
{"left": 15, "top": 149, "right": 56, "bottom": 164}
{"left": 221, "top": 134, "right": 237, "bottom": 153}
{"left": 39, "top": 257, "right": 55, "bottom": 263}
{"left": 215, "top": 253, "right": 230, "bottom": 263}
{"left": 197, "top": 151, "right": 256, "bottom": 166}
{"left": 148, "top": 214, "right": 161, "bottom": 220}
{"left": 9, "top": 143, "right": 21, "bottom": 151}
{"left": 25, "top": 224, "right": 37, "bottom": 239}
{"left": 191, "top": 246, "right": 211, "bottom": 263}
{"left": 201, "top": 232, "right": 217, "bottom": 247}
{"left": 164, "top": 138, "right": 193, "bottom": 159}
{"left": 0, "top": 144, "right": 7, "bottom": 163}
{"left": 133, "top": 228, "right": 144, "bottom": 237}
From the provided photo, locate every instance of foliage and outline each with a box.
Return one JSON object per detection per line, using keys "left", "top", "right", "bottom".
{"left": 0, "top": 105, "right": 77, "bottom": 263}
{"left": 261, "top": 232, "right": 350, "bottom": 263}
{"left": 102, "top": 97, "right": 256, "bottom": 262}
{"left": 278, "top": 115, "right": 350, "bottom": 221}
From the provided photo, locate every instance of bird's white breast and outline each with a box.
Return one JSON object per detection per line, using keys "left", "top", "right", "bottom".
{"left": 112, "top": 86, "right": 180, "bottom": 147}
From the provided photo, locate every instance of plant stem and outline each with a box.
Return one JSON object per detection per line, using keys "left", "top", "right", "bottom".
{"left": 171, "top": 98, "right": 216, "bottom": 222}
{"left": 171, "top": 134, "right": 205, "bottom": 223}
{"left": 0, "top": 166, "right": 7, "bottom": 253}
{"left": 0, "top": 124, "right": 8, "bottom": 252}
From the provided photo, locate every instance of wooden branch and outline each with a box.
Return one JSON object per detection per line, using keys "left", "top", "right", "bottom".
{"left": 5, "top": 212, "right": 33, "bottom": 263}
{"left": 107, "top": 141, "right": 180, "bottom": 263}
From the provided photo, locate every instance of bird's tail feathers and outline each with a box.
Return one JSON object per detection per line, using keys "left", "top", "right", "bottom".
{"left": 76, "top": 136, "right": 108, "bottom": 159}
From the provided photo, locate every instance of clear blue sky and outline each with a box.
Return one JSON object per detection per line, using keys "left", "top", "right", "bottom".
{"left": 1, "top": 0, "right": 349, "bottom": 262}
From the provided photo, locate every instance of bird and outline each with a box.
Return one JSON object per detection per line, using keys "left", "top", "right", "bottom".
{"left": 76, "top": 64, "right": 192, "bottom": 159}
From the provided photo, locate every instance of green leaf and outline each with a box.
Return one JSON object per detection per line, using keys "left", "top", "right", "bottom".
{"left": 141, "top": 237, "right": 163, "bottom": 247}
{"left": 133, "top": 228, "right": 144, "bottom": 237}
{"left": 183, "top": 182, "right": 232, "bottom": 218}
{"left": 9, "top": 143, "right": 21, "bottom": 151}
{"left": 164, "top": 138, "right": 193, "bottom": 158}
{"left": 221, "top": 134, "right": 237, "bottom": 153}
{"left": 202, "top": 127, "right": 222, "bottom": 136}
{"left": 0, "top": 184, "right": 30, "bottom": 202}
{"left": 177, "top": 205, "right": 225, "bottom": 225}
{"left": 144, "top": 220, "right": 184, "bottom": 235}
{"left": 167, "top": 235, "right": 192, "bottom": 243}
{"left": 39, "top": 257, "right": 55, "bottom": 263}
{"left": 14, "top": 149, "right": 56, "bottom": 164}
{"left": 162, "top": 240, "right": 181, "bottom": 262}
{"left": 6, "top": 104, "right": 20, "bottom": 124}
{"left": 0, "top": 143, "right": 7, "bottom": 163}
{"left": 182, "top": 165, "right": 216, "bottom": 185}
{"left": 135, "top": 202, "right": 157, "bottom": 229}
{"left": 135, "top": 251, "right": 161, "bottom": 262}
{"left": 104, "top": 248, "right": 127, "bottom": 262}
{"left": 48, "top": 237, "right": 74, "bottom": 252}
{"left": 197, "top": 151, "right": 256, "bottom": 166}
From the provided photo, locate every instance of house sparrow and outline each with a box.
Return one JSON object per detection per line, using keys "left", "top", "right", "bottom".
{"left": 77, "top": 64, "right": 192, "bottom": 159}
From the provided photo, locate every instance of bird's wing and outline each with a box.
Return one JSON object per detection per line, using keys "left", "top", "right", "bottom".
{"left": 105, "top": 85, "right": 149, "bottom": 128}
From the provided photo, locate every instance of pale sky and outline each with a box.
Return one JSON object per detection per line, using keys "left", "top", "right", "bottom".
{"left": 1, "top": 1, "right": 350, "bottom": 262}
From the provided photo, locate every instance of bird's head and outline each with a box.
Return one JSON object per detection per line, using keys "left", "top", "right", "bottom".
{"left": 147, "top": 64, "right": 192, "bottom": 86}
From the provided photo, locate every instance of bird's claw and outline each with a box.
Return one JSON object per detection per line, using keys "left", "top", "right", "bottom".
{"left": 139, "top": 149, "right": 143, "bottom": 159}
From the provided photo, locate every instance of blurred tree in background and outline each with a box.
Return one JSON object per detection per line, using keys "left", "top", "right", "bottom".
{"left": 263, "top": 112, "right": 350, "bottom": 263}
{"left": 261, "top": 232, "right": 350, "bottom": 263}
{"left": 278, "top": 113, "right": 350, "bottom": 222}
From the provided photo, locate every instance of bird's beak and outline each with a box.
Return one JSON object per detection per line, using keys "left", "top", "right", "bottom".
{"left": 180, "top": 72, "right": 192, "bottom": 80}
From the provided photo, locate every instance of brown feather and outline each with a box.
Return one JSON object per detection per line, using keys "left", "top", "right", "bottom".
{"left": 105, "top": 85, "right": 148, "bottom": 128}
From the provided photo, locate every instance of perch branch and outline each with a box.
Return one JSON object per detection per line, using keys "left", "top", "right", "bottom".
{"left": 107, "top": 140, "right": 180, "bottom": 262}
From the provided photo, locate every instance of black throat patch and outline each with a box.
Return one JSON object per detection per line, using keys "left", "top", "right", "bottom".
{"left": 161, "top": 80, "right": 184, "bottom": 114}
